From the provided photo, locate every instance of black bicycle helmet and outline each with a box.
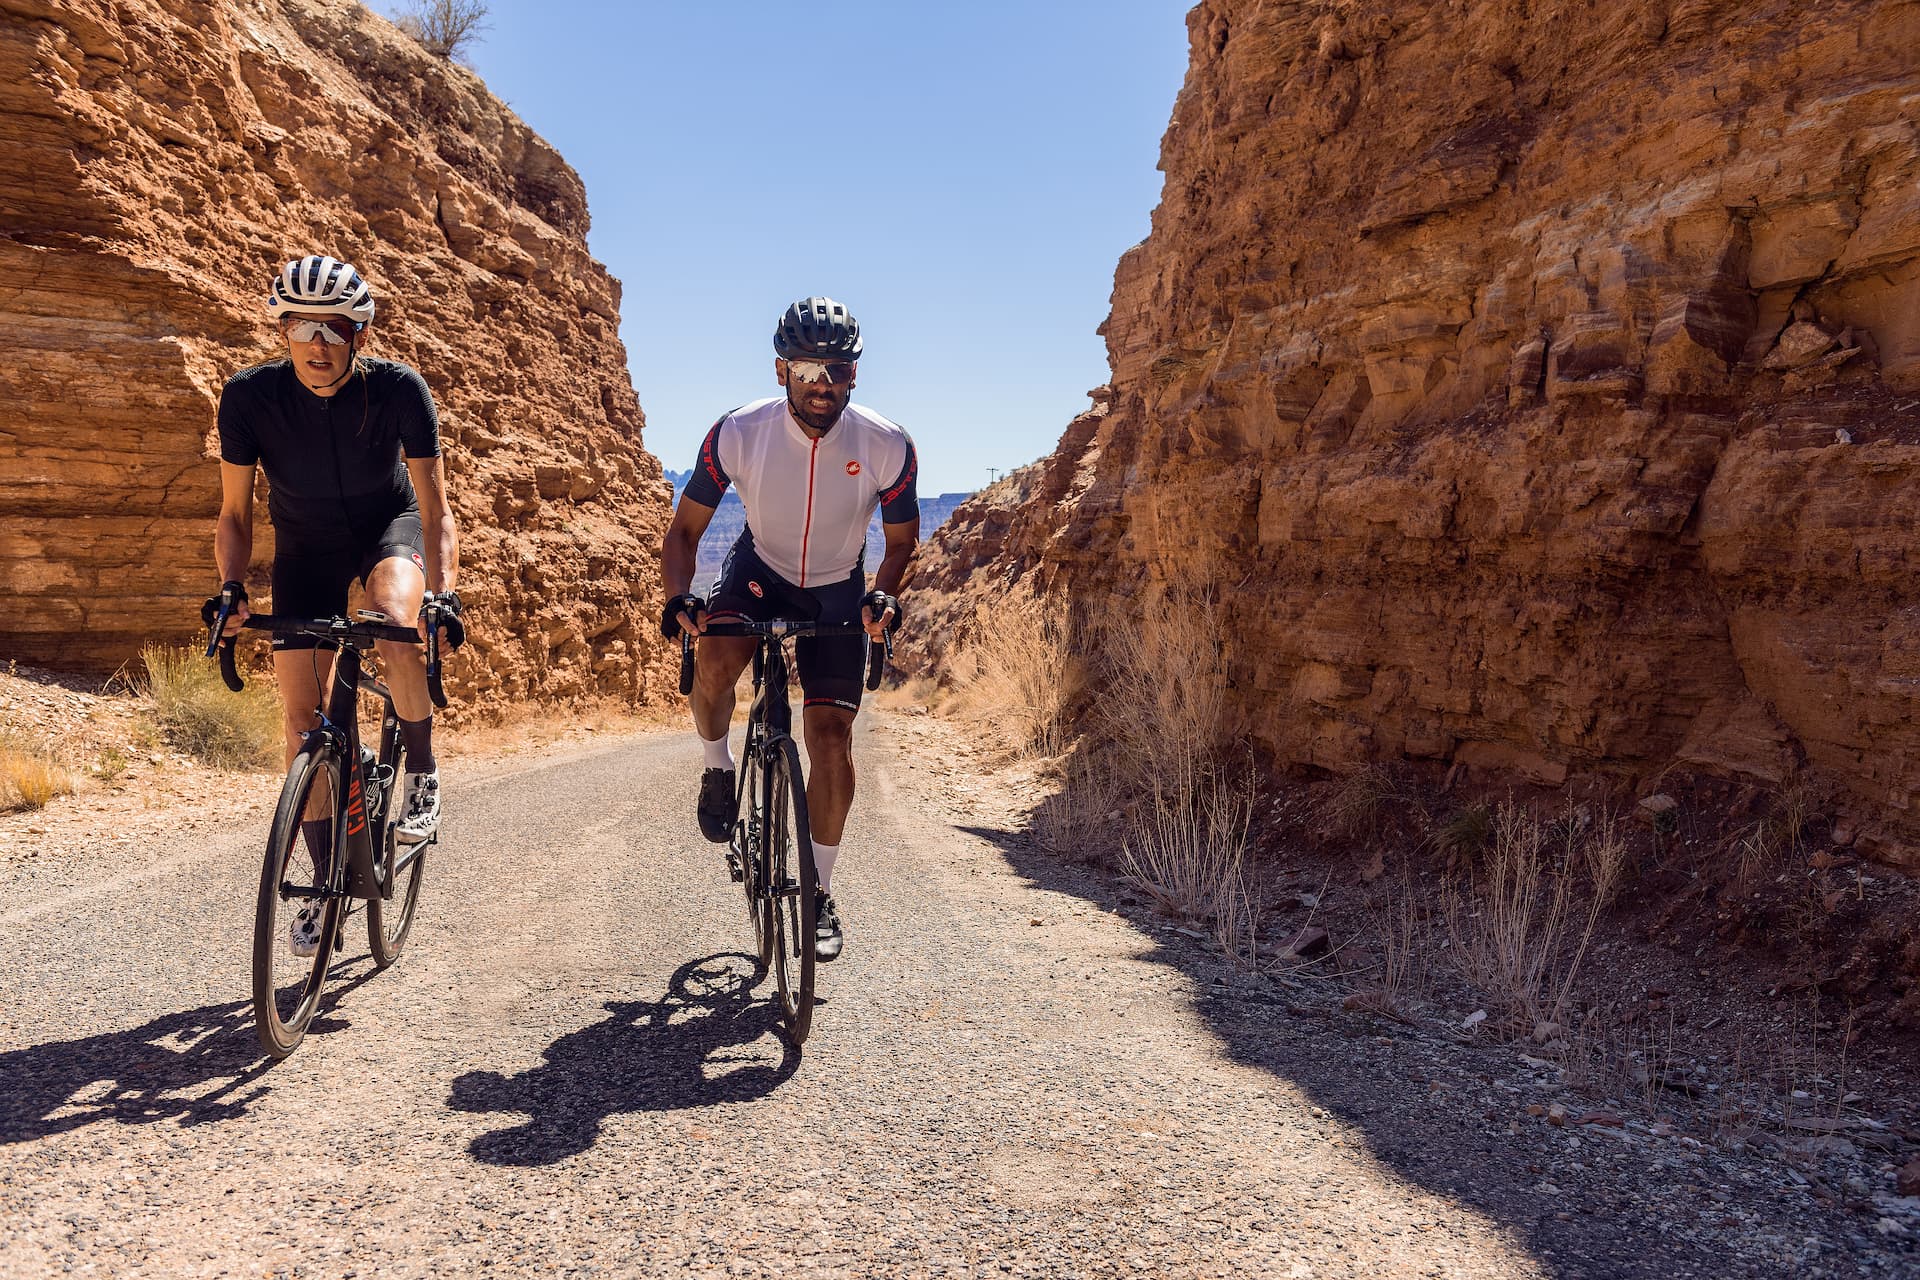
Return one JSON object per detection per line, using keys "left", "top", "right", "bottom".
{"left": 774, "top": 296, "right": 862, "bottom": 361}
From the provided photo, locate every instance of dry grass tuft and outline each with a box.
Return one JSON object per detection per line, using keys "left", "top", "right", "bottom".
{"left": 943, "top": 580, "right": 1261, "bottom": 960}
{"left": 941, "top": 590, "right": 1083, "bottom": 762}
{"left": 1320, "top": 764, "right": 1424, "bottom": 845}
{"left": 1093, "top": 583, "right": 1233, "bottom": 788}
{"left": 1119, "top": 760, "right": 1257, "bottom": 924}
{"left": 0, "top": 735, "right": 74, "bottom": 811}
{"left": 1430, "top": 802, "right": 1492, "bottom": 867}
{"left": 140, "top": 645, "right": 281, "bottom": 770}
{"left": 1443, "top": 800, "right": 1620, "bottom": 1032}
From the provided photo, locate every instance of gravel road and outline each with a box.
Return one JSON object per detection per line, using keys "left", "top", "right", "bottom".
{"left": 1, "top": 714, "right": 1911, "bottom": 1278}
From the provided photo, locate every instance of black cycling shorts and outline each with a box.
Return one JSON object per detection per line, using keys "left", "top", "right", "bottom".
{"left": 270, "top": 510, "right": 426, "bottom": 651}
{"left": 706, "top": 536, "right": 866, "bottom": 713}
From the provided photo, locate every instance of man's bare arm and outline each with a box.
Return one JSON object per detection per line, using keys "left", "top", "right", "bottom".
{"left": 662, "top": 496, "right": 718, "bottom": 599}
{"left": 872, "top": 517, "right": 919, "bottom": 599}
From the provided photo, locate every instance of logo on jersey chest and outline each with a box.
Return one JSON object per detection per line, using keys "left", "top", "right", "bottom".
{"left": 748, "top": 580, "right": 764, "bottom": 599}
{"left": 845, "top": 460, "right": 862, "bottom": 477}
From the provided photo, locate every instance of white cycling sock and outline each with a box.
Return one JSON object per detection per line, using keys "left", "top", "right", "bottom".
{"left": 812, "top": 840, "right": 839, "bottom": 894}
{"left": 700, "top": 732, "right": 734, "bottom": 770}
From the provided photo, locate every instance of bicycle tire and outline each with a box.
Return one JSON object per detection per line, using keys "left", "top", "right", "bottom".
{"left": 743, "top": 750, "right": 777, "bottom": 969}
{"left": 767, "top": 737, "right": 817, "bottom": 1043}
{"left": 253, "top": 747, "right": 346, "bottom": 1059}
{"left": 367, "top": 735, "right": 426, "bottom": 968}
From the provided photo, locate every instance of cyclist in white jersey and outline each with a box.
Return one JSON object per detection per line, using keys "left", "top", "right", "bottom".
{"left": 660, "top": 297, "right": 919, "bottom": 962}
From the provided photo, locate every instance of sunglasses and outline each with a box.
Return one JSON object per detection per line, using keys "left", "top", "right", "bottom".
{"left": 279, "top": 316, "right": 358, "bottom": 346}
{"left": 785, "top": 359, "right": 856, "bottom": 385}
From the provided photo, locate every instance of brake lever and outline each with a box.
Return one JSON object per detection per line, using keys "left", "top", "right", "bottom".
{"left": 423, "top": 600, "right": 448, "bottom": 710}
{"left": 203, "top": 585, "right": 239, "bottom": 658}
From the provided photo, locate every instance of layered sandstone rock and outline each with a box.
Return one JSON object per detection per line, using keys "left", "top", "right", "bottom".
{"left": 915, "top": 0, "right": 1920, "bottom": 864}
{"left": 0, "top": 0, "right": 676, "bottom": 709}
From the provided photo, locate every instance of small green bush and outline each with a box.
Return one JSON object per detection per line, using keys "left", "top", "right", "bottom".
{"left": 140, "top": 645, "right": 281, "bottom": 770}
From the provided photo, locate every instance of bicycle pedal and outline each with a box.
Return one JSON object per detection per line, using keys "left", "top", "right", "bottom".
{"left": 724, "top": 849, "right": 745, "bottom": 883}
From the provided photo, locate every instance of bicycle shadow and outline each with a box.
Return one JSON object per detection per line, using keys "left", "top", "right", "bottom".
{"left": 448, "top": 952, "right": 798, "bottom": 1167}
{"left": 0, "top": 958, "right": 382, "bottom": 1144}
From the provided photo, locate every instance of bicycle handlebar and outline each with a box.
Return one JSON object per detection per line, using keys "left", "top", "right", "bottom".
{"left": 677, "top": 619, "right": 892, "bottom": 696}
{"left": 205, "top": 607, "right": 448, "bottom": 709}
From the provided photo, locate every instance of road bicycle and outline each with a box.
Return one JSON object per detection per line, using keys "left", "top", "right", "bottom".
{"left": 678, "top": 619, "right": 889, "bottom": 1045}
{"left": 203, "top": 590, "right": 450, "bottom": 1058}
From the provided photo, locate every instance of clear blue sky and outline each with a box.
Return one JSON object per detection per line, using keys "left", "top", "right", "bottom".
{"left": 454, "top": 1, "right": 1194, "bottom": 496}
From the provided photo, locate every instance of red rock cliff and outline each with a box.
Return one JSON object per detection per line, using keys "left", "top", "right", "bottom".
{"left": 1, "top": 0, "right": 676, "bottom": 708}
{"left": 916, "top": 0, "right": 1920, "bottom": 865}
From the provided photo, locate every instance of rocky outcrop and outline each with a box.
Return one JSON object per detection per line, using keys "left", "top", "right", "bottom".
{"left": 914, "top": 0, "right": 1920, "bottom": 865}
{"left": 0, "top": 0, "right": 676, "bottom": 709}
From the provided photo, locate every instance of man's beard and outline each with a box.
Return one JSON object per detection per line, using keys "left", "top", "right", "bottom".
{"left": 788, "top": 388, "right": 848, "bottom": 431}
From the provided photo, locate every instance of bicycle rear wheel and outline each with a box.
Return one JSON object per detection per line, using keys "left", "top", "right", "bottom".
{"left": 367, "top": 734, "right": 427, "bottom": 968}
{"left": 766, "top": 737, "right": 817, "bottom": 1043}
{"left": 253, "top": 747, "right": 345, "bottom": 1059}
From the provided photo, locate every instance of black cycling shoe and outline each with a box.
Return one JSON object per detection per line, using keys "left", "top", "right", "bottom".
{"left": 814, "top": 891, "right": 844, "bottom": 963}
{"left": 697, "top": 767, "right": 736, "bottom": 844}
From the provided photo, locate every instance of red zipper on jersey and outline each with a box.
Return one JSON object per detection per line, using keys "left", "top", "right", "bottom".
{"left": 799, "top": 437, "right": 818, "bottom": 586}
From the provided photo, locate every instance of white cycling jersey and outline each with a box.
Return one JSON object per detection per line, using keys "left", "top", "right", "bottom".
{"left": 683, "top": 396, "right": 919, "bottom": 587}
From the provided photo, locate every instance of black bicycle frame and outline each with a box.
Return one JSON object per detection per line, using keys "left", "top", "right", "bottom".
{"left": 307, "top": 644, "right": 384, "bottom": 901}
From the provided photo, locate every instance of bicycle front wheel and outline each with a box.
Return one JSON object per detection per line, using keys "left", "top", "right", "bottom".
{"left": 739, "top": 750, "right": 776, "bottom": 970}
{"left": 766, "top": 737, "right": 817, "bottom": 1044}
{"left": 253, "top": 747, "right": 345, "bottom": 1059}
{"left": 367, "top": 734, "right": 427, "bottom": 969}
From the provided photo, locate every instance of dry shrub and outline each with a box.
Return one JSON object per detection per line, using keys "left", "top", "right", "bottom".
{"left": 0, "top": 735, "right": 74, "bottom": 811}
{"left": 1102, "top": 586, "right": 1263, "bottom": 955}
{"left": 942, "top": 589, "right": 1083, "bottom": 762}
{"left": 1119, "top": 759, "right": 1256, "bottom": 923}
{"left": 391, "top": 0, "right": 489, "bottom": 61}
{"left": 1364, "top": 873, "right": 1432, "bottom": 1013}
{"left": 1096, "top": 583, "right": 1231, "bottom": 793}
{"left": 1320, "top": 764, "right": 1421, "bottom": 843}
{"left": 1034, "top": 743, "right": 1123, "bottom": 860}
{"left": 1444, "top": 800, "right": 1621, "bottom": 1031}
{"left": 1430, "top": 802, "right": 1492, "bottom": 867}
{"left": 949, "top": 579, "right": 1260, "bottom": 954}
{"left": 140, "top": 645, "right": 281, "bottom": 770}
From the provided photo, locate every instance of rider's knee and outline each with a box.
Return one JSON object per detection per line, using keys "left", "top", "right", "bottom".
{"left": 693, "top": 656, "right": 746, "bottom": 697}
{"left": 365, "top": 585, "right": 417, "bottom": 623}
{"left": 805, "top": 713, "right": 854, "bottom": 755}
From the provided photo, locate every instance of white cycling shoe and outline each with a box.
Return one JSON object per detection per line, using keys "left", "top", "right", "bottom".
{"left": 289, "top": 900, "right": 325, "bottom": 958}
{"left": 396, "top": 769, "right": 441, "bottom": 845}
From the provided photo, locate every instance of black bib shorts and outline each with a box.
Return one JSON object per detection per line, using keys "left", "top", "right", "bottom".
{"left": 269, "top": 510, "right": 426, "bottom": 651}
{"left": 706, "top": 533, "right": 867, "bottom": 713}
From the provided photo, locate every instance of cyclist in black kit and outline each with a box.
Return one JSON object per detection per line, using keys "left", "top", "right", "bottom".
{"left": 211, "top": 255, "right": 463, "bottom": 957}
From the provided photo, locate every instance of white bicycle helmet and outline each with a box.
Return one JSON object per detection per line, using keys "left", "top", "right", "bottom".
{"left": 266, "top": 255, "right": 376, "bottom": 324}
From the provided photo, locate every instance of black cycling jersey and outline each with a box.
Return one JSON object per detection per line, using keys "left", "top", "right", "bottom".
{"left": 217, "top": 357, "right": 441, "bottom": 555}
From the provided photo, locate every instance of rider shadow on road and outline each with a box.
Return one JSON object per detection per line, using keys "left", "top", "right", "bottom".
{"left": 0, "top": 960, "right": 377, "bottom": 1145}
{"left": 448, "top": 952, "right": 799, "bottom": 1168}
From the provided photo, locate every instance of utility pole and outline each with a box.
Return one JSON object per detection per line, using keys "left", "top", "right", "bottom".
{"left": 987, "top": 468, "right": 1000, "bottom": 485}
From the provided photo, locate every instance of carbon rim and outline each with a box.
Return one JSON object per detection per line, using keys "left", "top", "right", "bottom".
{"left": 253, "top": 749, "right": 344, "bottom": 1059}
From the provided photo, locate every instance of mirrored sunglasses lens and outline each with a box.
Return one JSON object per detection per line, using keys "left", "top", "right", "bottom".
{"left": 789, "top": 360, "right": 854, "bottom": 384}
{"left": 284, "top": 319, "right": 350, "bottom": 345}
